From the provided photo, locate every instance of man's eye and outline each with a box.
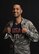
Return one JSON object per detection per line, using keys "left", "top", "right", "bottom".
{"left": 13, "top": 8, "right": 19, "bottom": 10}
{"left": 16, "top": 8, "right": 19, "bottom": 10}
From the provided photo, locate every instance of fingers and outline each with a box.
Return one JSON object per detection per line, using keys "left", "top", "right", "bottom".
{"left": 3, "top": 27, "right": 11, "bottom": 33}
{"left": 22, "top": 28, "right": 27, "bottom": 33}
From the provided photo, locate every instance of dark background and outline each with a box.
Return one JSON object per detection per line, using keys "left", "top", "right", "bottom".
{"left": 0, "top": 0, "right": 39, "bottom": 54}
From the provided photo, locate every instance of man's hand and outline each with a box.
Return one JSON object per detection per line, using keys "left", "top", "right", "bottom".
{"left": 22, "top": 28, "right": 28, "bottom": 33}
{"left": 3, "top": 27, "right": 11, "bottom": 33}
{"left": 7, "top": 27, "right": 11, "bottom": 33}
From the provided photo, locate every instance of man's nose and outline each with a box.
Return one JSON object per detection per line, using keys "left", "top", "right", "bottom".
{"left": 14, "top": 9, "right": 17, "bottom": 12}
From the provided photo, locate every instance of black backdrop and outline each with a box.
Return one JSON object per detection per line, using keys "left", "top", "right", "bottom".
{"left": 0, "top": 0, "right": 39, "bottom": 54}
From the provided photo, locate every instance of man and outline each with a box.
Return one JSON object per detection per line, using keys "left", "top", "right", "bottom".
{"left": 3, "top": 3, "right": 39, "bottom": 54}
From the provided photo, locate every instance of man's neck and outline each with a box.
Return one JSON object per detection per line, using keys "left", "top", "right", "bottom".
{"left": 15, "top": 16, "right": 22, "bottom": 25}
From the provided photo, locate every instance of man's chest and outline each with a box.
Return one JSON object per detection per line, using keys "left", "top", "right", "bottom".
{"left": 11, "top": 23, "right": 22, "bottom": 33}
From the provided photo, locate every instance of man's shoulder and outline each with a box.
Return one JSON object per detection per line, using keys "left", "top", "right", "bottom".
{"left": 22, "top": 18, "right": 31, "bottom": 23}
{"left": 6, "top": 20, "right": 14, "bottom": 27}
{"left": 22, "top": 18, "right": 33, "bottom": 25}
{"left": 8, "top": 20, "right": 13, "bottom": 24}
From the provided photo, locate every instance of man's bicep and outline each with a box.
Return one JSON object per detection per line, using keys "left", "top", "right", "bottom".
{"left": 26, "top": 21, "right": 39, "bottom": 42}
{"left": 3, "top": 21, "right": 11, "bottom": 33}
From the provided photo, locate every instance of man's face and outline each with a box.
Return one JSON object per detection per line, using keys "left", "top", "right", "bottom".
{"left": 12, "top": 4, "right": 23, "bottom": 17}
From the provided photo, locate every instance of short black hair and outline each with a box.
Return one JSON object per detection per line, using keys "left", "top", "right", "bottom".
{"left": 11, "top": 2, "right": 24, "bottom": 10}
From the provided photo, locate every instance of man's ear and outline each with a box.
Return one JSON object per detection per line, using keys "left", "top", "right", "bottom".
{"left": 21, "top": 9, "right": 23, "bottom": 14}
